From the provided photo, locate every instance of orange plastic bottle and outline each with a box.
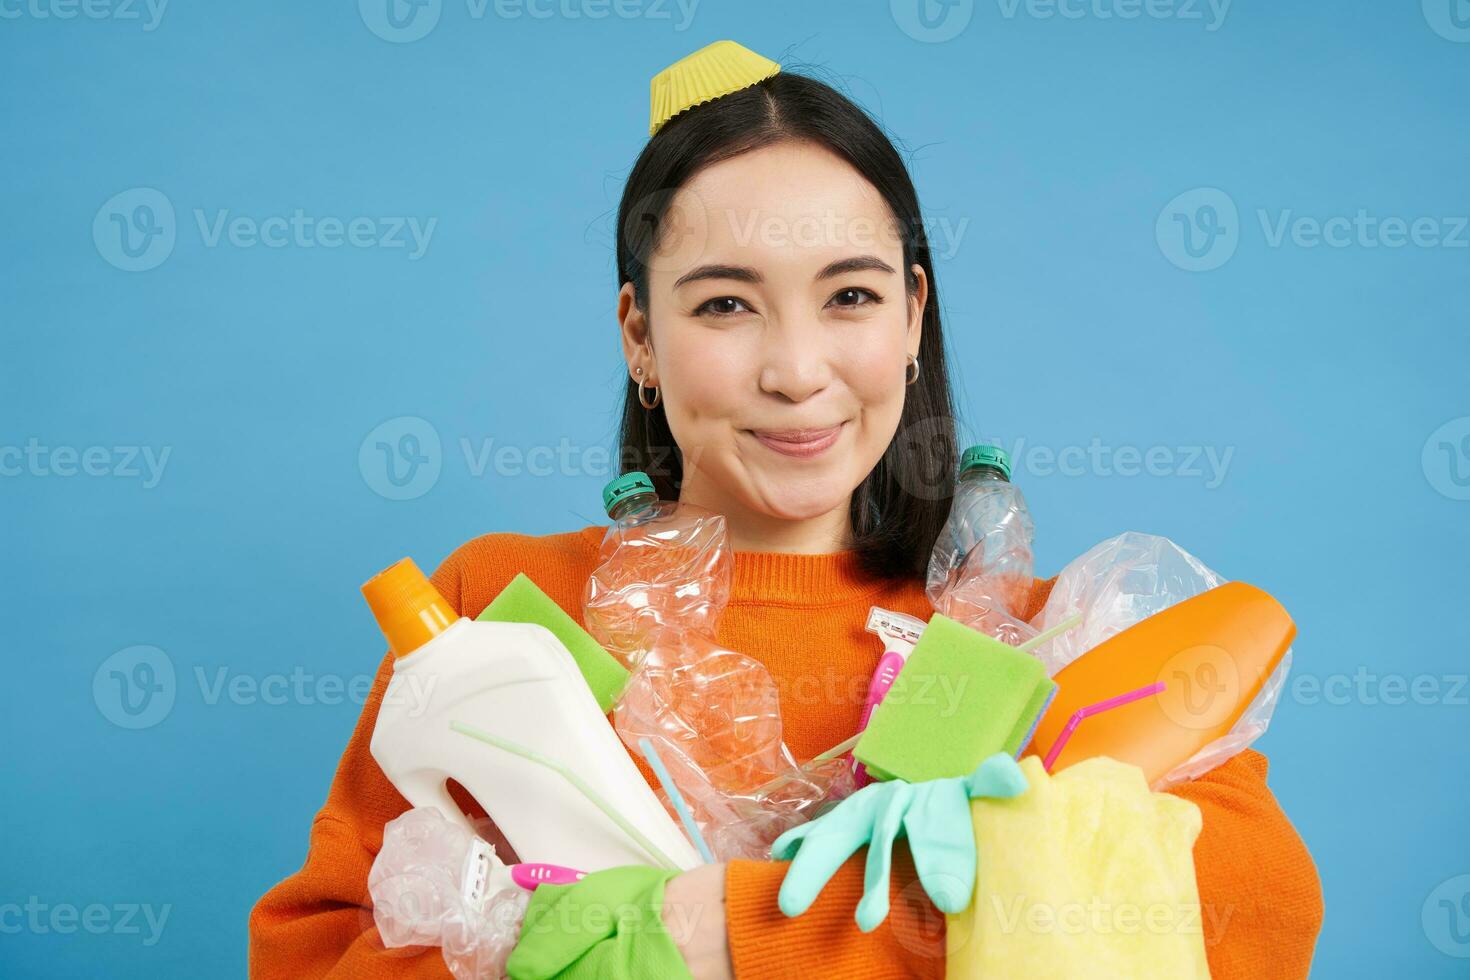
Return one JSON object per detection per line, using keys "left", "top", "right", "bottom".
{"left": 1027, "top": 581, "right": 1295, "bottom": 785}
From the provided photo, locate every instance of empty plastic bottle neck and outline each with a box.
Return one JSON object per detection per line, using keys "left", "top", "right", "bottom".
{"left": 602, "top": 471, "right": 661, "bottom": 520}
{"left": 608, "top": 490, "right": 659, "bottom": 522}
{"left": 961, "top": 463, "right": 1010, "bottom": 484}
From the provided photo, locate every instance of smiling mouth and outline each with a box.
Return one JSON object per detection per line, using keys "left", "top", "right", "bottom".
{"left": 747, "top": 422, "right": 846, "bottom": 459}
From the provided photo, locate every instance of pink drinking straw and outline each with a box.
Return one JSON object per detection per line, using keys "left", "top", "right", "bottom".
{"left": 1041, "top": 681, "right": 1167, "bottom": 773}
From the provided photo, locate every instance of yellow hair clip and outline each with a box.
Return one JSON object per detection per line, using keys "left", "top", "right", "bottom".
{"left": 649, "top": 40, "right": 781, "bottom": 137}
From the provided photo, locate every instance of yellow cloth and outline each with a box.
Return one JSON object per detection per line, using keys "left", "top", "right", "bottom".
{"left": 947, "top": 757, "right": 1211, "bottom": 979}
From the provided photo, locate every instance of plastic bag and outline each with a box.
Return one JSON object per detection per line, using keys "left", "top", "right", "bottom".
{"left": 1031, "top": 531, "right": 1293, "bottom": 790}
{"left": 1158, "top": 647, "right": 1293, "bottom": 788}
{"left": 368, "top": 807, "right": 528, "bottom": 980}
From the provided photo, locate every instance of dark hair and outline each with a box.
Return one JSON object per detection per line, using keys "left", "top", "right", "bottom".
{"left": 614, "top": 69, "right": 958, "bottom": 580}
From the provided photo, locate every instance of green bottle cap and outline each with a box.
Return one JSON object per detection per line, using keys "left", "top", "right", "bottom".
{"left": 959, "top": 444, "right": 1012, "bottom": 481}
{"left": 601, "top": 471, "right": 657, "bottom": 516}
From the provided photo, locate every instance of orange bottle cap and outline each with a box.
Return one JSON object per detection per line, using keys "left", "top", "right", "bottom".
{"left": 362, "top": 558, "right": 456, "bottom": 659}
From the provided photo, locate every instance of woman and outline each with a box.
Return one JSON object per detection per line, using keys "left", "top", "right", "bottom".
{"left": 250, "top": 44, "right": 1323, "bottom": 979}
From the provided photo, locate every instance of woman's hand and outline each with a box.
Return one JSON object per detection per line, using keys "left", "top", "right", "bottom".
{"left": 661, "top": 862, "right": 733, "bottom": 980}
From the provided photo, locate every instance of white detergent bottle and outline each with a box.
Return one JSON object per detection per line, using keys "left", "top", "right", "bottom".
{"left": 364, "top": 558, "right": 701, "bottom": 873}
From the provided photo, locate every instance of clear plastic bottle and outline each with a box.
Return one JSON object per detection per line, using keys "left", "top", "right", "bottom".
{"left": 925, "top": 444, "right": 1039, "bottom": 645}
{"left": 584, "top": 472, "right": 852, "bottom": 860}
{"left": 583, "top": 472, "right": 731, "bottom": 670}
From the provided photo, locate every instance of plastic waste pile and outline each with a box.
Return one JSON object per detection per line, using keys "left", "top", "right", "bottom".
{"left": 362, "top": 443, "right": 1299, "bottom": 978}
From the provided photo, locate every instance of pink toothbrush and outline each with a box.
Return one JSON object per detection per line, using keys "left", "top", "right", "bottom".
{"left": 511, "top": 863, "right": 587, "bottom": 890}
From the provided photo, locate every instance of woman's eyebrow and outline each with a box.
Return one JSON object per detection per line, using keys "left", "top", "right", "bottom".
{"left": 673, "top": 264, "right": 760, "bottom": 289}
{"left": 672, "top": 255, "right": 897, "bottom": 290}
{"left": 815, "top": 255, "right": 896, "bottom": 280}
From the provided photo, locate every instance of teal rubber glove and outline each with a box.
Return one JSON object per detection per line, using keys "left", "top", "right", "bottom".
{"left": 505, "top": 865, "right": 692, "bottom": 980}
{"left": 770, "top": 752, "right": 1027, "bottom": 932}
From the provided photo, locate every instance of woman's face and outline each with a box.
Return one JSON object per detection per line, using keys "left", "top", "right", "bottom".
{"left": 620, "top": 140, "right": 927, "bottom": 536}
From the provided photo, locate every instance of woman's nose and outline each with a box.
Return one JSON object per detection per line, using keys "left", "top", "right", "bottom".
{"left": 757, "top": 318, "right": 834, "bottom": 402}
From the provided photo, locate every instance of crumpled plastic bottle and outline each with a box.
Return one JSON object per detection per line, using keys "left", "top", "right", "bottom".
{"left": 926, "top": 444, "right": 1039, "bottom": 645}
{"left": 584, "top": 472, "right": 853, "bottom": 861}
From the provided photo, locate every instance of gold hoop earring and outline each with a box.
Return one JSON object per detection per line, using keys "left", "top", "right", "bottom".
{"left": 638, "top": 377, "right": 661, "bottom": 409}
{"left": 905, "top": 353, "right": 921, "bottom": 386}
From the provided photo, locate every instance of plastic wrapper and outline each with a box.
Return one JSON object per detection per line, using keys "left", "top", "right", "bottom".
{"left": 586, "top": 498, "right": 851, "bottom": 861}
{"left": 1157, "top": 647, "right": 1293, "bottom": 788}
{"left": 1030, "top": 531, "right": 1226, "bottom": 677}
{"left": 368, "top": 807, "right": 528, "bottom": 980}
{"left": 926, "top": 473, "right": 1039, "bottom": 645}
{"left": 1031, "top": 531, "right": 1293, "bottom": 789}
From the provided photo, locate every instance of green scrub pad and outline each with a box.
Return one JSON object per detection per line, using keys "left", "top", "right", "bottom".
{"left": 854, "top": 613, "right": 1056, "bottom": 784}
{"left": 476, "top": 573, "right": 629, "bottom": 713}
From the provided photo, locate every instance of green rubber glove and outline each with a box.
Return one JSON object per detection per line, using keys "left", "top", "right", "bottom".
{"left": 770, "top": 752, "right": 1027, "bottom": 932}
{"left": 505, "top": 865, "right": 692, "bottom": 980}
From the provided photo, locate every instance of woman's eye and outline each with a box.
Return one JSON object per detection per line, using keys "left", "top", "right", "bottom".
{"left": 829, "top": 287, "right": 881, "bottom": 309}
{"left": 695, "top": 296, "right": 751, "bottom": 318}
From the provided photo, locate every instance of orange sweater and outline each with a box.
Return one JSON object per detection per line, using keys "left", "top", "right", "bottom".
{"left": 249, "top": 526, "right": 1323, "bottom": 979}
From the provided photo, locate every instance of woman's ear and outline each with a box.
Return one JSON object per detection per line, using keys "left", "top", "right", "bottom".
{"left": 907, "top": 263, "right": 929, "bottom": 359}
{"left": 618, "top": 281, "right": 654, "bottom": 381}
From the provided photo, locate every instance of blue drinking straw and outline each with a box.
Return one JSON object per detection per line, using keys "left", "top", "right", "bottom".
{"left": 638, "top": 737, "right": 716, "bottom": 864}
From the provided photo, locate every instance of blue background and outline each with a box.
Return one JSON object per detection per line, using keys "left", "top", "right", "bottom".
{"left": 4, "top": 1, "right": 1468, "bottom": 976}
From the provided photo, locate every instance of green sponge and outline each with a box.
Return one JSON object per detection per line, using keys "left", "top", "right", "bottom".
{"left": 854, "top": 612, "right": 1055, "bottom": 783}
{"left": 476, "top": 573, "right": 629, "bottom": 713}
